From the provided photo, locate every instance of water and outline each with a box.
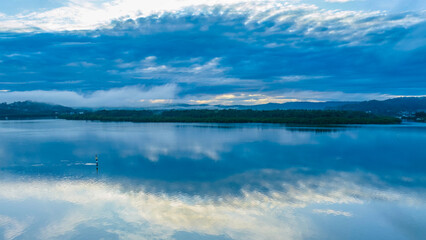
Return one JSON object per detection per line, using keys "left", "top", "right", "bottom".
{"left": 0, "top": 120, "right": 425, "bottom": 240}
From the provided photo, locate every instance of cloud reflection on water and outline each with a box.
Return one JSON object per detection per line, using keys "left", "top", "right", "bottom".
{"left": 0, "top": 120, "right": 318, "bottom": 163}
{"left": 0, "top": 121, "right": 425, "bottom": 239}
{"left": 0, "top": 170, "right": 424, "bottom": 240}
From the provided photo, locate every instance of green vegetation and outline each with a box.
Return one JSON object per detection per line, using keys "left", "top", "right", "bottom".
{"left": 0, "top": 101, "right": 76, "bottom": 119}
{"left": 337, "top": 97, "right": 426, "bottom": 115}
{"left": 60, "top": 109, "right": 401, "bottom": 124}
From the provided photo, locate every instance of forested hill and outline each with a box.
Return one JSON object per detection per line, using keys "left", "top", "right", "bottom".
{"left": 0, "top": 101, "right": 75, "bottom": 119}
{"left": 215, "top": 97, "right": 426, "bottom": 113}
{"left": 336, "top": 97, "right": 426, "bottom": 115}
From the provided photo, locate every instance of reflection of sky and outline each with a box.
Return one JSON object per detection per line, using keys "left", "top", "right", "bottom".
{"left": 0, "top": 171, "right": 424, "bottom": 240}
{"left": 0, "top": 120, "right": 425, "bottom": 239}
{"left": 0, "top": 120, "right": 316, "bottom": 161}
{"left": 0, "top": 120, "right": 425, "bottom": 189}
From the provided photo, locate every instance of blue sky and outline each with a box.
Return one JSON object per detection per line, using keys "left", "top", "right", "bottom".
{"left": 0, "top": 0, "right": 425, "bottom": 107}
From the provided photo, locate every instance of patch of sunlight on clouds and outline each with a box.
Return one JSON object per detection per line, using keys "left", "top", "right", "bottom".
{"left": 243, "top": 98, "right": 301, "bottom": 105}
{"left": 149, "top": 99, "right": 173, "bottom": 104}
{"left": 186, "top": 91, "right": 426, "bottom": 106}
{"left": 0, "top": 0, "right": 422, "bottom": 36}
{"left": 0, "top": 0, "right": 266, "bottom": 32}
{"left": 188, "top": 93, "right": 303, "bottom": 106}
{"left": 215, "top": 94, "right": 238, "bottom": 100}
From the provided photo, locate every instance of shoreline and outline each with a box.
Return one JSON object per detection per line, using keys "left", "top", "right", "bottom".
{"left": 58, "top": 109, "right": 402, "bottom": 125}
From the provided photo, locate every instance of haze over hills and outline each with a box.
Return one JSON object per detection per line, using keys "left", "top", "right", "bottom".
{"left": 221, "top": 97, "right": 426, "bottom": 114}
{"left": 218, "top": 101, "right": 356, "bottom": 111}
{"left": 1, "top": 97, "right": 426, "bottom": 120}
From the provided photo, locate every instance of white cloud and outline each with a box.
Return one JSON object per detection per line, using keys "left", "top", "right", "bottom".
{"left": 325, "top": 0, "right": 353, "bottom": 2}
{"left": 0, "top": 215, "right": 31, "bottom": 240}
{"left": 0, "top": 85, "right": 178, "bottom": 107}
{"left": 117, "top": 57, "right": 242, "bottom": 86}
{"left": 65, "top": 61, "right": 98, "bottom": 67}
{"left": 1, "top": 85, "right": 418, "bottom": 107}
{"left": 278, "top": 75, "right": 329, "bottom": 83}
{"left": 184, "top": 91, "right": 404, "bottom": 106}
{"left": 4, "top": 53, "right": 30, "bottom": 58}
{"left": 0, "top": 0, "right": 258, "bottom": 32}
{"left": 188, "top": 93, "right": 302, "bottom": 105}
{"left": 313, "top": 209, "right": 352, "bottom": 217}
{"left": 0, "top": 0, "right": 423, "bottom": 47}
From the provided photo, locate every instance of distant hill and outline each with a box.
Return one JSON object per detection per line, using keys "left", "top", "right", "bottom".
{"left": 219, "top": 101, "right": 355, "bottom": 110}
{"left": 1, "top": 97, "right": 425, "bottom": 120}
{"left": 219, "top": 97, "right": 426, "bottom": 116}
{"left": 0, "top": 101, "right": 76, "bottom": 119}
{"left": 336, "top": 97, "right": 426, "bottom": 115}
{"left": 98, "top": 102, "right": 355, "bottom": 111}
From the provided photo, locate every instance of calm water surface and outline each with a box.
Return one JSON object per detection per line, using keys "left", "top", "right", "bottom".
{"left": 0, "top": 120, "right": 425, "bottom": 240}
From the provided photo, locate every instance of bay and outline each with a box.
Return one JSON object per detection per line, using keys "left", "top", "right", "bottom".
{"left": 0, "top": 120, "right": 425, "bottom": 240}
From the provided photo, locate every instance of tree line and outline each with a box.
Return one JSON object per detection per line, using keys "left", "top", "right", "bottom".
{"left": 60, "top": 109, "right": 401, "bottom": 124}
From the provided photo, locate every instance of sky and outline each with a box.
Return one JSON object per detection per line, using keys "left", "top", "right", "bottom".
{"left": 0, "top": 0, "right": 425, "bottom": 107}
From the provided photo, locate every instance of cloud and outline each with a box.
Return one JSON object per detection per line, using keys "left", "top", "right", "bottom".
{"left": 325, "top": 0, "right": 353, "bottom": 2}
{"left": 65, "top": 61, "right": 98, "bottom": 68}
{"left": 0, "top": 0, "right": 423, "bottom": 39}
{"left": 184, "top": 91, "right": 403, "bottom": 106}
{"left": 0, "top": 0, "right": 265, "bottom": 32}
{"left": 0, "top": 87, "right": 406, "bottom": 107}
{"left": 0, "top": 85, "right": 419, "bottom": 107}
{"left": 0, "top": 1, "right": 424, "bottom": 105}
{"left": 115, "top": 57, "right": 240, "bottom": 86}
{"left": 0, "top": 85, "right": 178, "bottom": 107}
{"left": 277, "top": 75, "right": 329, "bottom": 83}
{"left": 313, "top": 209, "right": 352, "bottom": 217}
{"left": 0, "top": 215, "right": 30, "bottom": 240}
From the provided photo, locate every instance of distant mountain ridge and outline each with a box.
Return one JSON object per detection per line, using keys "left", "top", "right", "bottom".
{"left": 336, "top": 97, "right": 426, "bottom": 115}
{"left": 1, "top": 97, "right": 426, "bottom": 119}
{"left": 0, "top": 101, "right": 75, "bottom": 119}
{"left": 216, "top": 97, "right": 426, "bottom": 115}
{"left": 217, "top": 101, "right": 356, "bottom": 110}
